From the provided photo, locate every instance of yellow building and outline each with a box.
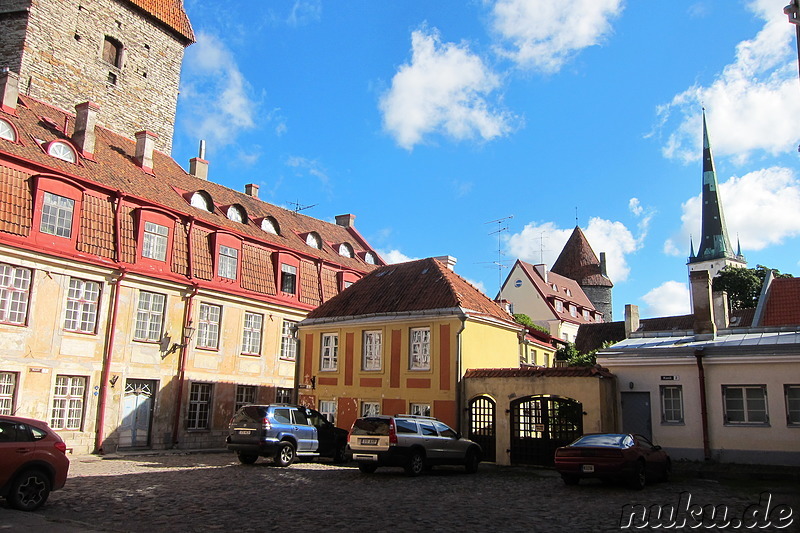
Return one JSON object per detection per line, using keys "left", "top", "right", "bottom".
{"left": 297, "top": 257, "right": 526, "bottom": 433}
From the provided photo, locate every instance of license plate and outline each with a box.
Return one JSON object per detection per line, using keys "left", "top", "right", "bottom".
{"left": 237, "top": 430, "right": 252, "bottom": 435}
{"left": 582, "top": 464, "right": 595, "bottom": 473}
{"left": 360, "top": 438, "right": 378, "bottom": 445}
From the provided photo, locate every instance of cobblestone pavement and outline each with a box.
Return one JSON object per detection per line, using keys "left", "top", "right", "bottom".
{"left": 2, "top": 453, "right": 798, "bottom": 532}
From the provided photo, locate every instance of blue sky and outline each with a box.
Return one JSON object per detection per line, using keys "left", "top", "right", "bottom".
{"left": 172, "top": 0, "right": 800, "bottom": 320}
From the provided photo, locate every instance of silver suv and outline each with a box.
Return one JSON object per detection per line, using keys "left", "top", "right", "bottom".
{"left": 347, "top": 414, "right": 482, "bottom": 476}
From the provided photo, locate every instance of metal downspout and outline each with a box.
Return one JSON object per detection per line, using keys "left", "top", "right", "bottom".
{"left": 695, "top": 348, "right": 711, "bottom": 461}
{"left": 456, "top": 316, "right": 466, "bottom": 434}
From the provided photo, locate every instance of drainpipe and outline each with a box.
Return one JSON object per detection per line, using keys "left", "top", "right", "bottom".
{"left": 694, "top": 348, "right": 711, "bottom": 461}
{"left": 171, "top": 282, "right": 199, "bottom": 447}
{"left": 95, "top": 267, "right": 127, "bottom": 453}
{"left": 456, "top": 315, "right": 467, "bottom": 434}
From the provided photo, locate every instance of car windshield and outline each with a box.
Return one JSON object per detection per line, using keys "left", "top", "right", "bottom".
{"left": 570, "top": 434, "right": 629, "bottom": 448}
{"left": 350, "top": 418, "right": 390, "bottom": 436}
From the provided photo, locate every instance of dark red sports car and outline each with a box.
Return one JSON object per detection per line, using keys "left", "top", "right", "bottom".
{"left": 554, "top": 433, "right": 670, "bottom": 489}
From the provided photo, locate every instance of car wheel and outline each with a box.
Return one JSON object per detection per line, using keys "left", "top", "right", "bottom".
{"left": 561, "top": 474, "right": 579, "bottom": 486}
{"left": 357, "top": 462, "right": 378, "bottom": 474}
{"left": 629, "top": 460, "right": 646, "bottom": 490}
{"left": 332, "top": 442, "right": 347, "bottom": 464}
{"left": 238, "top": 453, "right": 258, "bottom": 465}
{"left": 405, "top": 450, "right": 425, "bottom": 477}
{"left": 274, "top": 441, "right": 295, "bottom": 467}
{"left": 8, "top": 469, "right": 51, "bottom": 512}
{"left": 464, "top": 449, "right": 480, "bottom": 474}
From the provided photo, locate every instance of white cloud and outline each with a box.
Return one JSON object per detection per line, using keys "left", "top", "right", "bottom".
{"left": 379, "top": 249, "right": 417, "bottom": 264}
{"left": 657, "top": 0, "right": 800, "bottom": 163}
{"left": 285, "top": 156, "right": 330, "bottom": 186}
{"left": 641, "top": 281, "right": 691, "bottom": 318}
{"left": 465, "top": 277, "right": 488, "bottom": 295}
{"left": 380, "top": 27, "right": 514, "bottom": 150}
{"left": 287, "top": 0, "right": 321, "bottom": 27}
{"left": 505, "top": 217, "right": 640, "bottom": 283}
{"left": 666, "top": 166, "right": 800, "bottom": 256}
{"left": 629, "top": 198, "right": 643, "bottom": 217}
{"left": 490, "top": 0, "right": 624, "bottom": 73}
{"left": 180, "top": 32, "right": 258, "bottom": 149}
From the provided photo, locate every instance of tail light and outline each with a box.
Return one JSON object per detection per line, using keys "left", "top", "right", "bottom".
{"left": 261, "top": 417, "right": 271, "bottom": 430}
{"left": 389, "top": 418, "right": 398, "bottom": 445}
{"left": 54, "top": 441, "right": 67, "bottom": 453}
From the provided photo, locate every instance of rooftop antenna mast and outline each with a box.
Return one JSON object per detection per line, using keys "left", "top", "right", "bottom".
{"left": 539, "top": 231, "right": 550, "bottom": 265}
{"left": 485, "top": 215, "right": 513, "bottom": 294}
{"left": 289, "top": 200, "right": 318, "bottom": 214}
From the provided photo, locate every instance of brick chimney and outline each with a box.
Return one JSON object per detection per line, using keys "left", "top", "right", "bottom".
{"left": 434, "top": 255, "right": 457, "bottom": 271}
{"left": 189, "top": 139, "right": 208, "bottom": 180}
{"left": 712, "top": 290, "right": 729, "bottom": 330}
{"left": 690, "top": 270, "right": 716, "bottom": 340}
{"left": 600, "top": 252, "right": 608, "bottom": 277}
{"left": 0, "top": 68, "right": 19, "bottom": 113}
{"left": 135, "top": 130, "right": 158, "bottom": 173}
{"left": 245, "top": 183, "right": 259, "bottom": 198}
{"left": 73, "top": 102, "right": 99, "bottom": 157}
{"left": 335, "top": 214, "right": 355, "bottom": 228}
{"left": 624, "top": 304, "right": 639, "bottom": 338}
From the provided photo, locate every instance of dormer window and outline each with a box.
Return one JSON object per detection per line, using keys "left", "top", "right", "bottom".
{"left": 261, "top": 217, "right": 280, "bottom": 235}
{"left": 565, "top": 288, "right": 572, "bottom": 297}
{"left": 226, "top": 205, "right": 246, "bottom": 223}
{"left": 103, "top": 36, "right": 123, "bottom": 68}
{"left": 306, "top": 232, "right": 322, "bottom": 249}
{"left": 0, "top": 119, "right": 15, "bottom": 142}
{"left": 554, "top": 300, "right": 564, "bottom": 312}
{"left": 551, "top": 283, "right": 558, "bottom": 291}
{"left": 338, "top": 243, "right": 354, "bottom": 258}
{"left": 47, "top": 141, "right": 77, "bottom": 163}
{"left": 364, "top": 252, "right": 377, "bottom": 265}
{"left": 190, "top": 191, "right": 213, "bottom": 212}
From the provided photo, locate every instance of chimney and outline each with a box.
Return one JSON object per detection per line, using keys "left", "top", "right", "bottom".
{"left": 134, "top": 130, "right": 158, "bottom": 173}
{"left": 244, "top": 183, "right": 259, "bottom": 198}
{"left": 496, "top": 298, "right": 513, "bottom": 315}
{"left": 189, "top": 139, "right": 208, "bottom": 180}
{"left": 72, "top": 102, "right": 99, "bottom": 157}
{"left": 534, "top": 264, "right": 548, "bottom": 283}
{"left": 335, "top": 214, "right": 356, "bottom": 228}
{"left": 624, "top": 304, "right": 640, "bottom": 338}
{"left": 712, "top": 291, "right": 729, "bottom": 330}
{"left": 600, "top": 252, "right": 608, "bottom": 277}
{"left": 690, "top": 270, "right": 716, "bottom": 339}
{"left": 434, "top": 255, "right": 457, "bottom": 271}
{"left": 0, "top": 68, "right": 19, "bottom": 113}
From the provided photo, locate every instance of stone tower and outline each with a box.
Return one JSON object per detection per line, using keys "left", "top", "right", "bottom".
{"left": 0, "top": 0, "right": 194, "bottom": 154}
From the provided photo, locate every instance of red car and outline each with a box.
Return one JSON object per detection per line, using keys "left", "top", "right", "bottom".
{"left": 0, "top": 415, "right": 70, "bottom": 511}
{"left": 554, "top": 433, "right": 670, "bottom": 489}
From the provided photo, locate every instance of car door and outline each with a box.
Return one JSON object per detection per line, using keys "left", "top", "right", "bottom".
{"left": 433, "top": 421, "right": 466, "bottom": 461}
{"left": 291, "top": 408, "right": 317, "bottom": 453}
{"left": 307, "top": 409, "right": 335, "bottom": 455}
{"left": 633, "top": 434, "right": 664, "bottom": 477}
{"left": 0, "top": 419, "right": 33, "bottom": 486}
{"left": 416, "top": 420, "right": 440, "bottom": 459}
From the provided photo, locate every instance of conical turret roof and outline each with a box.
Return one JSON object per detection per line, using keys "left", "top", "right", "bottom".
{"left": 551, "top": 226, "right": 613, "bottom": 287}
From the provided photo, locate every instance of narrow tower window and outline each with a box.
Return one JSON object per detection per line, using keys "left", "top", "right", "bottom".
{"left": 102, "top": 36, "right": 123, "bottom": 68}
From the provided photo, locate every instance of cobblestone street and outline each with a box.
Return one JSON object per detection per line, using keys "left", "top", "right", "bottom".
{"left": 2, "top": 452, "right": 798, "bottom": 532}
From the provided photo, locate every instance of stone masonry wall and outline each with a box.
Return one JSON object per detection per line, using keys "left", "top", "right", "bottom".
{"left": 0, "top": 0, "right": 188, "bottom": 154}
{"left": 583, "top": 285, "right": 613, "bottom": 322}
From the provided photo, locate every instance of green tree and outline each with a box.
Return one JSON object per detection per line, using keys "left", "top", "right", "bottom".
{"left": 513, "top": 314, "right": 548, "bottom": 334}
{"left": 713, "top": 265, "right": 793, "bottom": 310}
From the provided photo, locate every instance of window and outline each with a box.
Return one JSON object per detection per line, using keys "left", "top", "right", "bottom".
{"left": 190, "top": 192, "right": 212, "bottom": 212}
{"left": 319, "top": 400, "right": 336, "bottom": 424}
{"left": 187, "top": 383, "right": 212, "bottom": 429}
{"left": 241, "top": 312, "right": 263, "bottom": 355}
{"left": 338, "top": 243, "right": 353, "bottom": 258}
{"left": 565, "top": 288, "right": 572, "bottom": 296}
{"left": 47, "top": 141, "right": 77, "bottom": 163}
{"left": 660, "top": 385, "right": 684, "bottom": 424}
{"left": 227, "top": 205, "right": 245, "bottom": 223}
{"left": 197, "top": 303, "right": 221, "bottom": 349}
{"left": 276, "top": 387, "right": 293, "bottom": 404}
{"left": 280, "top": 320, "right": 297, "bottom": 361}
{"left": 320, "top": 333, "right": 338, "bottom": 371}
{"left": 583, "top": 310, "right": 591, "bottom": 320}
{"left": 723, "top": 385, "right": 768, "bottom": 425}
{"left": 0, "top": 263, "right": 32, "bottom": 325}
{"left": 361, "top": 401, "right": 380, "bottom": 417}
{"left": 306, "top": 232, "right": 322, "bottom": 249}
{"left": 0, "top": 372, "right": 17, "bottom": 415}
{"left": 40, "top": 192, "right": 75, "bottom": 238}
{"left": 235, "top": 385, "right": 256, "bottom": 412}
{"left": 785, "top": 385, "right": 800, "bottom": 426}
{"left": 364, "top": 252, "right": 377, "bottom": 265}
{"left": 409, "top": 327, "right": 430, "bottom": 370}
{"left": 133, "top": 291, "right": 165, "bottom": 341}
{"left": 261, "top": 217, "right": 279, "bottom": 235}
{"left": 0, "top": 119, "right": 15, "bottom": 142}
{"left": 142, "top": 221, "right": 168, "bottom": 261}
{"left": 362, "top": 330, "right": 382, "bottom": 371}
{"left": 410, "top": 403, "right": 431, "bottom": 417}
{"left": 280, "top": 264, "right": 297, "bottom": 294}
{"left": 102, "top": 36, "right": 123, "bottom": 67}
{"left": 64, "top": 278, "right": 101, "bottom": 333}
{"left": 569, "top": 304, "right": 577, "bottom": 317}
{"left": 50, "top": 375, "right": 86, "bottom": 430}
{"left": 434, "top": 421, "right": 456, "bottom": 438}
{"left": 218, "top": 245, "right": 238, "bottom": 280}
{"left": 554, "top": 300, "right": 564, "bottom": 312}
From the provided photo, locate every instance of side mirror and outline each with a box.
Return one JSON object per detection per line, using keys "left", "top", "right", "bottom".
{"left": 455, "top": 432, "right": 462, "bottom": 440}
{"left": 653, "top": 445, "right": 662, "bottom": 451}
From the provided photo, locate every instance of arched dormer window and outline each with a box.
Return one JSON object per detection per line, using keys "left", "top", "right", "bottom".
{"left": 338, "top": 242, "right": 354, "bottom": 258}
{"left": 47, "top": 141, "right": 77, "bottom": 163}
{"left": 306, "top": 231, "right": 322, "bottom": 249}
{"left": 190, "top": 191, "right": 213, "bottom": 212}
{"left": 260, "top": 216, "right": 280, "bottom": 235}
{"left": 364, "top": 251, "right": 377, "bottom": 265}
{"left": 226, "top": 204, "right": 246, "bottom": 223}
{"left": 0, "top": 119, "right": 16, "bottom": 142}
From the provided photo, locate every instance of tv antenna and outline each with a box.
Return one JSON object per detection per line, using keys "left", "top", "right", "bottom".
{"left": 485, "top": 215, "right": 514, "bottom": 294}
{"left": 538, "top": 231, "right": 550, "bottom": 264}
{"left": 289, "top": 200, "right": 317, "bottom": 214}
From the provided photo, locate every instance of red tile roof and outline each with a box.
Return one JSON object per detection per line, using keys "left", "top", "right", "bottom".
{"left": 464, "top": 366, "right": 613, "bottom": 379}
{"left": 761, "top": 278, "right": 800, "bottom": 326}
{"left": 305, "top": 257, "right": 519, "bottom": 326}
{"left": 551, "top": 226, "right": 613, "bottom": 287}
{"left": 515, "top": 260, "right": 599, "bottom": 324}
{"left": 124, "top": 0, "right": 195, "bottom": 42}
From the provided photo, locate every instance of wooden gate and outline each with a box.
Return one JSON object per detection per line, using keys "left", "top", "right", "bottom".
{"left": 509, "top": 395, "right": 583, "bottom": 466}
{"left": 468, "top": 396, "right": 496, "bottom": 462}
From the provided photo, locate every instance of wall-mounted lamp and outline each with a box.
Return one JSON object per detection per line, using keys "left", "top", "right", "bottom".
{"left": 168, "top": 322, "right": 196, "bottom": 355}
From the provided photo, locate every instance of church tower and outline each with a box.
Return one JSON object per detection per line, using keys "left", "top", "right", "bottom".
{"left": 687, "top": 110, "right": 746, "bottom": 278}
{"left": 0, "top": 0, "right": 194, "bottom": 153}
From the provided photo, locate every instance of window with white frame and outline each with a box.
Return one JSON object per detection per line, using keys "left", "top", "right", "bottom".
{"left": 187, "top": 382, "right": 212, "bottom": 429}
{"left": 338, "top": 243, "right": 353, "bottom": 258}
{"left": 196, "top": 303, "right": 221, "bottom": 349}
{"left": 0, "top": 372, "right": 17, "bottom": 415}
{"left": 227, "top": 205, "right": 244, "bottom": 223}
{"left": 280, "top": 320, "right": 297, "bottom": 361}
{"left": 190, "top": 192, "right": 212, "bottom": 212}
{"left": 0, "top": 119, "right": 15, "bottom": 142}
{"left": 133, "top": 291, "right": 165, "bottom": 341}
{"left": 276, "top": 387, "right": 293, "bottom": 404}
{"left": 218, "top": 245, "right": 238, "bottom": 280}
{"left": 785, "top": 385, "right": 800, "bottom": 426}
{"left": 723, "top": 385, "right": 768, "bottom": 425}
{"left": 660, "top": 385, "right": 684, "bottom": 424}
{"left": 409, "top": 327, "right": 430, "bottom": 370}
{"left": 0, "top": 263, "right": 32, "bottom": 325}
{"left": 319, "top": 400, "right": 336, "bottom": 424}
{"left": 361, "top": 401, "right": 380, "bottom": 417}
{"left": 306, "top": 232, "right": 322, "bottom": 249}
{"left": 410, "top": 403, "right": 431, "bottom": 417}
{"left": 47, "top": 141, "right": 77, "bottom": 163}
{"left": 554, "top": 300, "right": 564, "bottom": 312}
{"left": 320, "top": 333, "right": 338, "bottom": 371}
{"left": 64, "top": 278, "right": 101, "bottom": 333}
{"left": 50, "top": 375, "right": 86, "bottom": 430}
{"left": 40, "top": 192, "right": 75, "bottom": 238}
{"left": 569, "top": 304, "right": 577, "bottom": 317}
{"left": 261, "top": 216, "right": 279, "bottom": 235}
{"left": 364, "top": 252, "right": 377, "bottom": 265}
{"left": 583, "top": 310, "right": 591, "bottom": 321}
{"left": 280, "top": 264, "right": 297, "bottom": 294}
{"left": 241, "top": 312, "right": 263, "bottom": 355}
{"left": 142, "top": 221, "right": 168, "bottom": 261}
{"left": 235, "top": 385, "right": 256, "bottom": 412}
{"left": 362, "top": 330, "right": 382, "bottom": 371}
